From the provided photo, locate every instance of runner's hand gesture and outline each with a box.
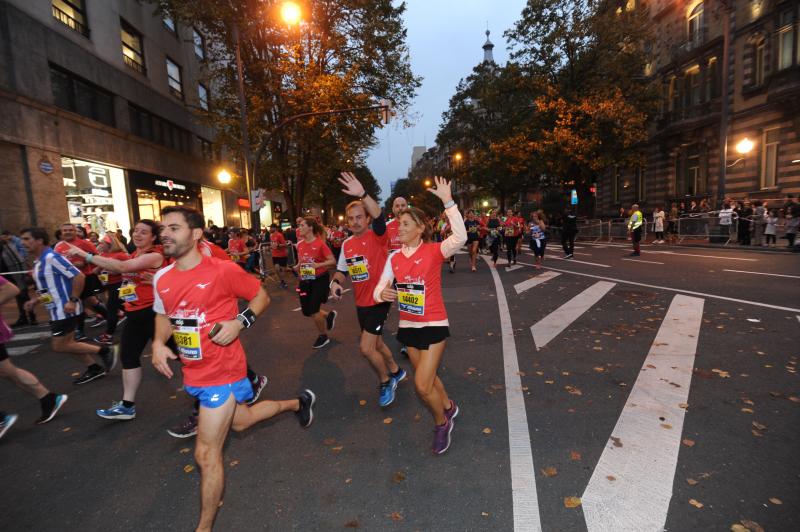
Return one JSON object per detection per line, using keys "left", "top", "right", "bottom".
{"left": 63, "top": 243, "right": 87, "bottom": 259}
{"left": 329, "top": 280, "right": 343, "bottom": 300}
{"left": 210, "top": 320, "right": 243, "bottom": 346}
{"left": 152, "top": 342, "right": 178, "bottom": 379}
{"left": 427, "top": 176, "right": 453, "bottom": 204}
{"left": 380, "top": 286, "right": 397, "bottom": 303}
{"left": 339, "top": 172, "right": 365, "bottom": 198}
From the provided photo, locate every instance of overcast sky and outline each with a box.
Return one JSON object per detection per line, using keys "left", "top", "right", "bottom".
{"left": 365, "top": 0, "right": 528, "bottom": 201}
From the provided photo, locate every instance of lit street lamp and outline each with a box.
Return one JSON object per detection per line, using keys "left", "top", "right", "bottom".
{"left": 736, "top": 137, "right": 754, "bottom": 155}
{"left": 280, "top": 1, "right": 302, "bottom": 26}
{"left": 424, "top": 179, "right": 431, "bottom": 187}
{"left": 217, "top": 169, "right": 232, "bottom": 185}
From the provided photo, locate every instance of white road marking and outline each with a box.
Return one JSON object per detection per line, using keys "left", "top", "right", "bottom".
{"left": 293, "top": 288, "right": 350, "bottom": 311}
{"left": 506, "top": 265, "right": 524, "bottom": 272}
{"left": 547, "top": 256, "right": 611, "bottom": 268}
{"left": 8, "top": 345, "right": 39, "bottom": 356}
{"left": 530, "top": 281, "right": 616, "bottom": 349}
{"left": 582, "top": 294, "right": 704, "bottom": 532}
{"left": 648, "top": 250, "right": 757, "bottom": 261}
{"left": 722, "top": 269, "right": 800, "bottom": 279}
{"left": 514, "top": 271, "right": 561, "bottom": 295}
{"left": 514, "top": 262, "right": 800, "bottom": 314}
{"left": 574, "top": 252, "right": 592, "bottom": 256}
{"left": 483, "top": 256, "right": 542, "bottom": 531}
{"left": 9, "top": 331, "right": 51, "bottom": 341}
{"left": 621, "top": 258, "right": 665, "bottom": 265}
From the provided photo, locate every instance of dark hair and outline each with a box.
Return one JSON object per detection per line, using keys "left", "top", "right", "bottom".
{"left": 135, "top": 219, "right": 161, "bottom": 245}
{"left": 301, "top": 216, "right": 325, "bottom": 237}
{"left": 0, "top": 230, "right": 11, "bottom": 236}
{"left": 21, "top": 227, "right": 49, "bottom": 246}
{"left": 161, "top": 205, "right": 205, "bottom": 230}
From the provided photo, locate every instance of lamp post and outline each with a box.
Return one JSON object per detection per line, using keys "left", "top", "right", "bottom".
{"left": 716, "top": 0, "right": 733, "bottom": 205}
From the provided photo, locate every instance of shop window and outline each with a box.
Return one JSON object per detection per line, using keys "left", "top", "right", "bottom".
{"left": 52, "top": 0, "right": 89, "bottom": 37}
{"left": 193, "top": 28, "right": 205, "bottom": 60}
{"left": 198, "top": 83, "right": 209, "bottom": 110}
{"left": 760, "top": 128, "right": 779, "bottom": 188}
{"left": 49, "top": 64, "right": 115, "bottom": 126}
{"left": 777, "top": 10, "right": 796, "bottom": 70}
{"left": 166, "top": 57, "right": 183, "bottom": 99}
{"left": 61, "top": 157, "right": 130, "bottom": 238}
{"left": 677, "top": 145, "right": 704, "bottom": 196}
{"left": 121, "top": 19, "right": 146, "bottom": 75}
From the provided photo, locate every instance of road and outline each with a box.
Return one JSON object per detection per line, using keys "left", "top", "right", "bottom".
{"left": 1, "top": 242, "right": 798, "bottom": 531}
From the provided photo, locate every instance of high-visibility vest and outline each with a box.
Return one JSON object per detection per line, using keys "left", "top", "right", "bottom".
{"left": 628, "top": 210, "right": 643, "bottom": 231}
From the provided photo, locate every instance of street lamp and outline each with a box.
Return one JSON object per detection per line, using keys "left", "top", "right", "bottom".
{"left": 280, "top": 1, "right": 302, "bottom": 26}
{"left": 217, "top": 169, "right": 232, "bottom": 185}
{"left": 424, "top": 179, "right": 431, "bottom": 187}
{"left": 454, "top": 153, "right": 463, "bottom": 162}
{"left": 735, "top": 137, "right": 754, "bottom": 155}
{"left": 482, "top": 200, "right": 489, "bottom": 207}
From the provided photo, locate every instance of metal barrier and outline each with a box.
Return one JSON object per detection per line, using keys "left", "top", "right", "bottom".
{"left": 677, "top": 215, "right": 735, "bottom": 244}
{"left": 575, "top": 220, "right": 604, "bottom": 242}
{"left": 606, "top": 219, "right": 646, "bottom": 242}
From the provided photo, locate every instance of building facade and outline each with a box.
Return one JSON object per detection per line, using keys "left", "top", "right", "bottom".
{"left": 0, "top": 0, "right": 282, "bottom": 236}
{"left": 597, "top": 0, "right": 800, "bottom": 216}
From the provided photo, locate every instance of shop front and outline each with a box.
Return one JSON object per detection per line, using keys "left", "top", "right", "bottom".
{"left": 128, "top": 170, "right": 201, "bottom": 222}
{"left": 201, "top": 186, "right": 225, "bottom": 228}
{"left": 61, "top": 157, "right": 131, "bottom": 237}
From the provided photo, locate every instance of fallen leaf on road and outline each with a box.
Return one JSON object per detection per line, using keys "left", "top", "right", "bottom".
{"left": 711, "top": 368, "right": 731, "bottom": 378}
{"left": 746, "top": 318, "right": 761, "bottom": 323}
{"left": 383, "top": 417, "right": 393, "bottom": 425}
{"left": 230, "top": 460, "right": 240, "bottom": 467}
{"left": 70, "top": 372, "right": 80, "bottom": 377}
{"left": 545, "top": 380, "right": 554, "bottom": 384}
{"left": 752, "top": 421, "right": 767, "bottom": 431}
{"left": 646, "top": 364, "right": 657, "bottom": 369}
{"left": 345, "top": 478, "right": 352, "bottom": 484}
{"left": 741, "top": 408, "right": 754, "bottom": 414}
{"left": 789, "top": 396, "right": 800, "bottom": 403}
{"left": 541, "top": 467, "right": 557, "bottom": 477}
{"left": 769, "top": 497, "right": 782, "bottom": 505}
{"left": 358, "top": 400, "right": 366, "bottom": 406}
{"left": 184, "top": 465, "right": 195, "bottom": 473}
{"left": 516, "top": 371, "right": 526, "bottom": 377}
{"left": 661, "top": 424, "right": 673, "bottom": 429}
{"left": 561, "top": 371, "right": 570, "bottom": 376}
{"left": 481, "top": 512, "right": 489, "bottom": 517}
{"left": 682, "top": 438, "right": 695, "bottom": 447}
{"left": 751, "top": 430, "right": 763, "bottom": 437}
{"left": 393, "top": 471, "right": 406, "bottom": 483}
{"left": 593, "top": 346, "right": 603, "bottom": 351}
{"left": 482, "top": 427, "right": 493, "bottom": 434}
{"left": 179, "top": 448, "right": 191, "bottom": 454}
{"left": 563, "top": 497, "right": 581, "bottom": 508}
{"left": 570, "top": 451, "right": 582, "bottom": 461}
{"left": 62, "top": 427, "right": 71, "bottom": 432}
{"left": 689, "top": 499, "right": 704, "bottom": 508}
{"left": 769, "top": 391, "right": 782, "bottom": 397}
{"left": 522, "top": 386, "right": 529, "bottom": 392}
{"left": 686, "top": 478, "right": 698, "bottom": 486}
{"left": 344, "top": 519, "right": 359, "bottom": 528}
{"left": 593, "top": 367, "right": 605, "bottom": 372}
{"left": 323, "top": 438, "right": 337, "bottom": 446}
{"left": 487, "top": 332, "right": 494, "bottom": 336}
{"left": 741, "top": 398, "right": 754, "bottom": 405}
{"left": 535, "top": 371, "right": 544, "bottom": 376}
{"left": 565, "top": 385, "right": 582, "bottom": 396}
{"left": 331, "top": 446, "right": 343, "bottom": 453}
{"left": 606, "top": 475, "right": 616, "bottom": 481}
{"left": 389, "top": 512, "right": 403, "bottom": 522}
{"left": 413, "top": 413, "right": 421, "bottom": 422}
{"left": 169, "top": 395, "right": 176, "bottom": 399}
{"left": 468, "top": 367, "right": 477, "bottom": 372}
{"left": 611, "top": 436, "right": 623, "bottom": 448}
{"left": 739, "top": 519, "right": 764, "bottom": 532}
{"left": 731, "top": 525, "right": 748, "bottom": 532}
{"left": 678, "top": 403, "right": 689, "bottom": 409}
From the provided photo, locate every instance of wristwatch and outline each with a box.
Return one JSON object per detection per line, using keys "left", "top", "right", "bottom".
{"left": 69, "top": 297, "right": 80, "bottom": 303}
{"left": 359, "top": 191, "right": 369, "bottom": 199}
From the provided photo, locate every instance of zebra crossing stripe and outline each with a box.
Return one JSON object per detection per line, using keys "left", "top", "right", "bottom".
{"left": 483, "top": 255, "right": 542, "bottom": 531}
{"left": 530, "top": 281, "right": 616, "bottom": 349}
{"left": 514, "top": 271, "right": 561, "bottom": 295}
{"left": 8, "top": 345, "right": 39, "bottom": 356}
{"left": 582, "top": 294, "right": 704, "bottom": 532}
{"left": 9, "top": 331, "right": 51, "bottom": 342}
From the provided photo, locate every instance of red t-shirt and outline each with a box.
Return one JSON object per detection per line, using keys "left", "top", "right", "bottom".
{"left": 329, "top": 230, "right": 346, "bottom": 249}
{"left": 270, "top": 232, "right": 288, "bottom": 258}
{"left": 152, "top": 256, "right": 261, "bottom": 387}
{"left": 387, "top": 243, "right": 447, "bottom": 323}
{"left": 386, "top": 219, "right": 402, "bottom": 251}
{"left": 502, "top": 217, "right": 523, "bottom": 237}
{"left": 54, "top": 238, "right": 98, "bottom": 275}
{"left": 97, "top": 251, "right": 130, "bottom": 285}
{"left": 296, "top": 237, "right": 333, "bottom": 280}
{"left": 337, "top": 230, "right": 389, "bottom": 308}
{"left": 199, "top": 240, "right": 231, "bottom": 260}
{"left": 227, "top": 238, "right": 247, "bottom": 257}
{"left": 121, "top": 246, "right": 165, "bottom": 312}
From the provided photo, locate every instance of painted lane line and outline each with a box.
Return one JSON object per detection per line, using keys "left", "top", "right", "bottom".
{"left": 647, "top": 250, "right": 757, "bottom": 261}
{"left": 293, "top": 288, "right": 350, "bottom": 311}
{"left": 515, "top": 263, "right": 800, "bottom": 314}
{"left": 9, "top": 331, "right": 51, "bottom": 342}
{"left": 723, "top": 269, "right": 800, "bottom": 279}
{"left": 514, "top": 271, "right": 561, "bottom": 295}
{"left": 506, "top": 265, "right": 524, "bottom": 272}
{"left": 483, "top": 256, "right": 542, "bottom": 531}
{"left": 530, "top": 281, "right": 616, "bottom": 349}
{"left": 582, "top": 294, "right": 704, "bottom": 532}
{"left": 621, "top": 258, "right": 665, "bottom": 265}
{"left": 574, "top": 252, "right": 592, "bottom": 256}
{"left": 547, "top": 256, "right": 611, "bottom": 268}
{"left": 8, "top": 345, "right": 39, "bottom": 356}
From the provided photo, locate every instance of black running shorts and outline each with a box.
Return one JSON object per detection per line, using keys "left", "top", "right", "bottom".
{"left": 298, "top": 272, "right": 330, "bottom": 317}
{"left": 397, "top": 326, "right": 450, "bottom": 350}
{"left": 50, "top": 316, "right": 79, "bottom": 337}
{"left": 356, "top": 303, "right": 391, "bottom": 335}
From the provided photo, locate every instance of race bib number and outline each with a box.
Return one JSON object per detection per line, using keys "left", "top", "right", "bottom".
{"left": 118, "top": 283, "right": 138, "bottom": 303}
{"left": 468, "top": 225, "right": 478, "bottom": 234}
{"left": 396, "top": 282, "right": 425, "bottom": 316}
{"left": 98, "top": 272, "right": 109, "bottom": 285}
{"left": 346, "top": 256, "right": 369, "bottom": 282}
{"left": 505, "top": 227, "right": 515, "bottom": 237}
{"left": 170, "top": 317, "right": 202, "bottom": 360}
{"left": 299, "top": 263, "right": 316, "bottom": 281}
{"left": 37, "top": 289, "right": 55, "bottom": 309}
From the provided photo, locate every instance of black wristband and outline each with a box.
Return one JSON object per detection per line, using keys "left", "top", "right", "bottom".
{"left": 359, "top": 191, "right": 369, "bottom": 199}
{"left": 236, "top": 307, "right": 257, "bottom": 329}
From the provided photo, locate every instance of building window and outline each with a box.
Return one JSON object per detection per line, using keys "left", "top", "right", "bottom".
{"left": 687, "top": 3, "right": 704, "bottom": 49}
{"left": 198, "top": 84, "right": 209, "bottom": 110}
{"left": 163, "top": 16, "right": 177, "bottom": 35}
{"left": 777, "top": 11, "right": 795, "bottom": 70}
{"left": 612, "top": 166, "right": 621, "bottom": 203}
{"left": 685, "top": 66, "right": 701, "bottom": 106}
{"left": 705, "top": 57, "right": 718, "bottom": 100}
{"left": 52, "top": 0, "right": 89, "bottom": 37}
{"left": 669, "top": 76, "right": 680, "bottom": 111}
{"left": 49, "top": 64, "right": 115, "bottom": 126}
{"left": 193, "top": 28, "right": 205, "bottom": 60}
{"left": 166, "top": 58, "right": 183, "bottom": 99}
{"left": 634, "top": 167, "right": 646, "bottom": 200}
{"left": 761, "top": 129, "right": 779, "bottom": 188}
{"left": 128, "top": 103, "right": 192, "bottom": 154}
{"left": 120, "top": 19, "right": 146, "bottom": 75}
{"left": 676, "top": 145, "right": 704, "bottom": 196}
{"left": 199, "top": 138, "right": 213, "bottom": 160}
{"left": 754, "top": 41, "right": 766, "bottom": 85}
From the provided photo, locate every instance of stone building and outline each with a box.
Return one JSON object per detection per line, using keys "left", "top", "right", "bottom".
{"left": 0, "top": 0, "right": 282, "bottom": 236}
{"left": 597, "top": 0, "right": 800, "bottom": 216}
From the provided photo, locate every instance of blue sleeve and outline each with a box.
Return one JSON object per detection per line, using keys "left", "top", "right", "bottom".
{"left": 51, "top": 254, "right": 81, "bottom": 279}
{"left": 372, "top": 213, "right": 387, "bottom": 236}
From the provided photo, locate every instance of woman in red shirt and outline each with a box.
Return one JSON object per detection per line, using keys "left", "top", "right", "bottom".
{"left": 373, "top": 177, "right": 467, "bottom": 455}
{"left": 294, "top": 217, "right": 337, "bottom": 349}
{"left": 92, "top": 234, "right": 130, "bottom": 345}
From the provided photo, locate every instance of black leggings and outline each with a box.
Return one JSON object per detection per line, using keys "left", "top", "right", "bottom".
{"left": 120, "top": 306, "right": 177, "bottom": 369}
{"left": 561, "top": 232, "right": 575, "bottom": 255}
{"left": 505, "top": 236, "right": 519, "bottom": 262}
{"left": 490, "top": 238, "right": 500, "bottom": 263}
{"left": 105, "top": 282, "right": 122, "bottom": 334}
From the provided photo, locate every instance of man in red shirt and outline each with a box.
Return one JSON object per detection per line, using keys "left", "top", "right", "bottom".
{"left": 501, "top": 209, "right": 523, "bottom": 265}
{"left": 151, "top": 206, "right": 315, "bottom": 532}
{"left": 53, "top": 223, "right": 108, "bottom": 339}
{"left": 225, "top": 229, "right": 248, "bottom": 267}
{"left": 330, "top": 172, "right": 406, "bottom": 407}
{"left": 385, "top": 196, "right": 408, "bottom": 252}
{"left": 268, "top": 224, "right": 289, "bottom": 289}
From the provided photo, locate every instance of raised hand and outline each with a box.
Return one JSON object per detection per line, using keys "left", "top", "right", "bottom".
{"left": 64, "top": 243, "right": 87, "bottom": 258}
{"left": 338, "top": 172, "right": 366, "bottom": 198}
{"left": 426, "top": 176, "right": 453, "bottom": 204}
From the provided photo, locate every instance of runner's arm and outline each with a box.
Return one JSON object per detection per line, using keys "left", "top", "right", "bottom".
{"left": 151, "top": 313, "right": 177, "bottom": 379}
{"left": 440, "top": 205, "right": 467, "bottom": 258}
{"left": 373, "top": 254, "right": 396, "bottom": 303}
{"left": 0, "top": 279, "right": 20, "bottom": 306}
{"left": 66, "top": 245, "right": 162, "bottom": 273}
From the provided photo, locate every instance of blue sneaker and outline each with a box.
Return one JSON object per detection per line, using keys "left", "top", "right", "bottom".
{"left": 391, "top": 368, "right": 407, "bottom": 385}
{"left": 378, "top": 379, "right": 397, "bottom": 407}
{"left": 97, "top": 401, "right": 136, "bottom": 420}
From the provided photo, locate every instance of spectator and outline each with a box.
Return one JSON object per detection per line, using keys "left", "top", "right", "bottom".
{"left": 752, "top": 200, "right": 766, "bottom": 246}
{"left": 719, "top": 200, "right": 736, "bottom": 240}
{"left": 653, "top": 206, "right": 665, "bottom": 244}
{"left": 0, "top": 234, "right": 35, "bottom": 327}
{"left": 667, "top": 202, "right": 678, "bottom": 243}
{"left": 738, "top": 201, "right": 753, "bottom": 246}
{"left": 699, "top": 199, "right": 710, "bottom": 213}
{"left": 785, "top": 208, "right": 798, "bottom": 248}
{"left": 115, "top": 229, "right": 128, "bottom": 247}
{"left": 764, "top": 209, "right": 778, "bottom": 247}
{"left": 1, "top": 230, "right": 26, "bottom": 259}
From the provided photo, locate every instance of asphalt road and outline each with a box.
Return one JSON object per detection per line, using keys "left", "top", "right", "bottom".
{"left": 1, "top": 242, "right": 798, "bottom": 531}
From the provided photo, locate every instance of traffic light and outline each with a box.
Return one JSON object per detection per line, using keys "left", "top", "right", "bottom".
{"left": 380, "top": 99, "right": 393, "bottom": 125}
{"left": 590, "top": 184, "right": 597, "bottom": 194}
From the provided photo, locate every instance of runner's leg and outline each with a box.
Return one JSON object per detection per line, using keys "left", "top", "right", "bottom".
{"left": 313, "top": 310, "right": 328, "bottom": 335}
{"left": 0, "top": 359, "right": 48, "bottom": 399}
{"left": 375, "top": 335, "right": 400, "bottom": 374}
{"left": 359, "top": 331, "right": 391, "bottom": 381}
{"left": 51, "top": 333, "right": 100, "bottom": 365}
{"left": 194, "top": 395, "right": 236, "bottom": 532}
{"left": 409, "top": 341, "right": 450, "bottom": 425}
{"left": 231, "top": 398, "right": 299, "bottom": 432}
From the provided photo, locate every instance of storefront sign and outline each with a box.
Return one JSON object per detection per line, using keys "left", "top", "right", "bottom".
{"left": 154, "top": 179, "right": 187, "bottom": 191}
{"left": 571, "top": 189, "right": 578, "bottom": 205}
{"left": 238, "top": 198, "right": 251, "bottom": 209}
{"left": 39, "top": 156, "right": 54, "bottom": 175}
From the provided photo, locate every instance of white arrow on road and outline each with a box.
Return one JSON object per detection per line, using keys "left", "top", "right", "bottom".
{"left": 582, "top": 294, "right": 704, "bottom": 532}
{"left": 514, "top": 271, "right": 560, "bottom": 295}
{"left": 530, "top": 281, "right": 616, "bottom": 349}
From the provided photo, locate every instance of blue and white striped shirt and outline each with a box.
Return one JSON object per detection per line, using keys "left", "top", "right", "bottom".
{"left": 33, "top": 247, "right": 82, "bottom": 322}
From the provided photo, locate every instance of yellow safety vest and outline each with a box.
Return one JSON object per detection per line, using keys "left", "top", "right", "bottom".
{"left": 628, "top": 210, "right": 643, "bottom": 231}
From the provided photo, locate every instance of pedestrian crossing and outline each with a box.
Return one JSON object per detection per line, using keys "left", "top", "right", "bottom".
{"left": 4, "top": 326, "right": 49, "bottom": 356}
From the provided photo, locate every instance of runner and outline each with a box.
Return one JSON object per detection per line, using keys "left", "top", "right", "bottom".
{"left": 295, "top": 217, "right": 337, "bottom": 349}
{"left": 486, "top": 210, "right": 501, "bottom": 266}
{"left": 372, "top": 177, "right": 466, "bottom": 455}
{"left": 226, "top": 229, "right": 249, "bottom": 267}
{"left": 92, "top": 234, "right": 130, "bottom": 345}
{"left": 628, "top": 203, "right": 643, "bottom": 257}
{"left": 64, "top": 219, "right": 174, "bottom": 419}
{"left": 20, "top": 228, "right": 118, "bottom": 384}
{"left": 502, "top": 209, "right": 522, "bottom": 266}
{"left": 150, "top": 205, "right": 315, "bottom": 532}
{"left": 53, "top": 223, "right": 108, "bottom": 340}
{"left": 529, "top": 212, "right": 547, "bottom": 269}
{"left": 438, "top": 214, "right": 457, "bottom": 274}
{"left": 328, "top": 224, "right": 346, "bottom": 262}
{"left": 329, "top": 172, "right": 406, "bottom": 407}
{"left": 561, "top": 207, "right": 578, "bottom": 259}
{"left": 464, "top": 210, "right": 483, "bottom": 272}
{"left": 515, "top": 210, "right": 524, "bottom": 258}
{"left": 385, "top": 196, "right": 408, "bottom": 252}
{"left": 0, "top": 274, "right": 68, "bottom": 428}
{"left": 268, "top": 224, "right": 289, "bottom": 289}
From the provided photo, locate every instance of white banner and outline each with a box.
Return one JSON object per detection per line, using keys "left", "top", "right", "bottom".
{"left": 251, "top": 188, "right": 266, "bottom": 212}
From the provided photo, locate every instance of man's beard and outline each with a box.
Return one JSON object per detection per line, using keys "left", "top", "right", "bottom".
{"left": 164, "top": 240, "right": 193, "bottom": 258}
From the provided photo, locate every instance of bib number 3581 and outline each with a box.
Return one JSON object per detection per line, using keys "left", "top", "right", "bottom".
{"left": 170, "top": 317, "right": 202, "bottom": 360}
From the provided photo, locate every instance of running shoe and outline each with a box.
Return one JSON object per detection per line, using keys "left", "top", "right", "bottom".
{"left": 73, "top": 366, "right": 106, "bottom": 385}
{"left": 117, "top": 315, "right": 127, "bottom": 325}
{"left": 312, "top": 335, "right": 330, "bottom": 349}
{"left": 295, "top": 389, "right": 316, "bottom": 428}
{"left": 432, "top": 418, "right": 454, "bottom": 455}
{"left": 391, "top": 368, "right": 407, "bottom": 385}
{"left": 167, "top": 415, "right": 198, "bottom": 438}
{"left": 378, "top": 379, "right": 397, "bottom": 407}
{"left": 93, "top": 333, "right": 114, "bottom": 345}
{"left": 564, "top": 253, "right": 573, "bottom": 259}
{"left": 629, "top": 252, "right": 640, "bottom": 256}
{"left": 100, "top": 344, "right": 120, "bottom": 372}
{"left": 326, "top": 310, "right": 337, "bottom": 332}
{"left": 400, "top": 346, "right": 409, "bottom": 358}
{"left": 445, "top": 400, "right": 459, "bottom": 424}
{"left": 247, "top": 375, "right": 269, "bottom": 406}
{"left": 96, "top": 401, "right": 135, "bottom": 420}
{"left": 37, "top": 394, "right": 69, "bottom": 425}
{"left": 88, "top": 316, "right": 107, "bottom": 328}
{"left": 0, "top": 413, "right": 18, "bottom": 440}
{"left": 74, "top": 330, "right": 88, "bottom": 342}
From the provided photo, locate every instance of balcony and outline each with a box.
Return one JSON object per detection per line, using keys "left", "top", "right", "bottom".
{"left": 52, "top": 5, "right": 89, "bottom": 37}
{"left": 655, "top": 101, "right": 721, "bottom": 132}
{"left": 123, "top": 55, "right": 146, "bottom": 75}
{"left": 670, "top": 29, "right": 711, "bottom": 63}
